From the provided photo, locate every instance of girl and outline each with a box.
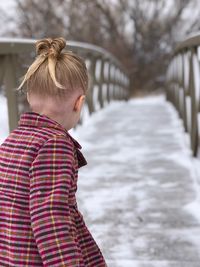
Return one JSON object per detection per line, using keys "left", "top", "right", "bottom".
{"left": 0, "top": 37, "right": 107, "bottom": 267}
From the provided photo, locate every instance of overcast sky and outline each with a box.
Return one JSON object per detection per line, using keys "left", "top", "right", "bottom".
{"left": 0, "top": 0, "right": 16, "bottom": 11}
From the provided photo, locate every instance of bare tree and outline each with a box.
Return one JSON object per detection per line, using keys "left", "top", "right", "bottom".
{"left": 65, "top": 0, "right": 198, "bottom": 92}
{"left": 94, "top": 0, "right": 197, "bottom": 91}
{"left": 126, "top": 0, "right": 197, "bottom": 91}
{"left": 10, "top": 0, "right": 67, "bottom": 38}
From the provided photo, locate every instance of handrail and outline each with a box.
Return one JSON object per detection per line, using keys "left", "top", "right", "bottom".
{"left": 0, "top": 38, "right": 130, "bottom": 132}
{"left": 166, "top": 33, "right": 200, "bottom": 157}
{"left": 174, "top": 32, "right": 200, "bottom": 53}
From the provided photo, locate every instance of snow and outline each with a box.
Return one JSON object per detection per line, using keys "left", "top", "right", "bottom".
{"left": 184, "top": 154, "right": 200, "bottom": 223}
{"left": 0, "top": 93, "right": 9, "bottom": 144}
{"left": 71, "top": 94, "right": 200, "bottom": 266}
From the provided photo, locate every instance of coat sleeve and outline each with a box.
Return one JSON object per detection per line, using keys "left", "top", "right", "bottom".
{"left": 29, "top": 135, "right": 82, "bottom": 267}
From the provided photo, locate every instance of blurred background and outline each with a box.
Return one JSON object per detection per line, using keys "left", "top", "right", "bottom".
{"left": 1, "top": 0, "right": 200, "bottom": 96}
{"left": 1, "top": 1, "right": 200, "bottom": 266}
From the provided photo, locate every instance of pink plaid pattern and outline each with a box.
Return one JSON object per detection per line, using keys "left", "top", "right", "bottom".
{"left": 0, "top": 112, "right": 107, "bottom": 267}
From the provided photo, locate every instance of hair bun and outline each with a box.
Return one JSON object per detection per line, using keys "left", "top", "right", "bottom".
{"left": 35, "top": 37, "right": 66, "bottom": 58}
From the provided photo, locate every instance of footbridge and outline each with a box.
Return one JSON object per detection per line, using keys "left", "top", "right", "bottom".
{"left": 0, "top": 36, "right": 200, "bottom": 267}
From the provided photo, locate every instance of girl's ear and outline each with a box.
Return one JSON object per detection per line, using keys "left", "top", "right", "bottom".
{"left": 27, "top": 92, "right": 30, "bottom": 104}
{"left": 74, "top": 95, "right": 86, "bottom": 112}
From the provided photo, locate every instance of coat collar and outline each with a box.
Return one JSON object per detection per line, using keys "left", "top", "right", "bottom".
{"left": 18, "top": 111, "right": 87, "bottom": 168}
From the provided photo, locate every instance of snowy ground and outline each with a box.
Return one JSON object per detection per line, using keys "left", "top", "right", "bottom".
{"left": 71, "top": 95, "right": 200, "bottom": 267}
{"left": 1, "top": 94, "right": 200, "bottom": 266}
{"left": 0, "top": 93, "right": 9, "bottom": 144}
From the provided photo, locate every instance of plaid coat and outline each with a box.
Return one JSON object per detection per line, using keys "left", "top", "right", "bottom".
{"left": 0, "top": 112, "right": 107, "bottom": 267}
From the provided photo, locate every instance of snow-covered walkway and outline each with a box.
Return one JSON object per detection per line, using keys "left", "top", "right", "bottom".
{"left": 71, "top": 95, "right": 200, "bottom": 267}
{"left": 1, "top": 94, "right": 200, "bottom": 266}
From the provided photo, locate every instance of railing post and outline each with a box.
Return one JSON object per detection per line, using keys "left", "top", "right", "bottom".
{"left": 86, "top": 55, "right": 96, "bottom": 114}
{"left": 0, "top": 56, "right": 5, "bottom": 85}
{"left": 189, "top": 48, "right": 198, "bottom": 156}
{"left": 182, "top": 52, "right": 188, "bottom": 132}
{"left": 98, "top": 58, "right": 104, "bottom": 109}
{"left": 4, "top": 54, "right": 19, "bottom": 132}
{"left": 107, "top": 60, "right": 111, "bottom": 104}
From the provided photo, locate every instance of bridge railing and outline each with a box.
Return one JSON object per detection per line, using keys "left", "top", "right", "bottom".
{"left": 166, "top": 33, "right": 200, "bottom": 157}
{"left": 0, "top": 38, "right": 130, "bottom": 132}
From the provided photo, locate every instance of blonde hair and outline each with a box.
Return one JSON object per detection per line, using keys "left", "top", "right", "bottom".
{"left": 17, "top": 37, "right": 88, "bottom": 97}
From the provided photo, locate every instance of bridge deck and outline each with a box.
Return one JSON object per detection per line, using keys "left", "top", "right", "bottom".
{"left": 73, "top": 95, "right": 200, "bottom": 267}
